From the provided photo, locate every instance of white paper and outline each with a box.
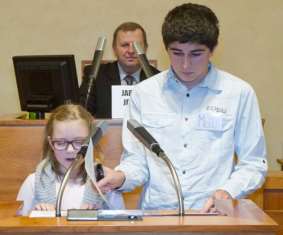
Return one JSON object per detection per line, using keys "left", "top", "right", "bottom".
{"left": 84, "top": 139, "right": 112, "bottom": 209}
{"left": 29, "top": 210, "right": 67, "bottom": 218}
{"left": 84, "top": 139, "right": 95, "bottom": 182}
{"left": 111, "top": 85, "right": 133, "bottom": 118}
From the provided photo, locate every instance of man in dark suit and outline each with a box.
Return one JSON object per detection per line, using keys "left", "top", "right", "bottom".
{"left": 80, "top": 22, "right": 160, "bottom": 118}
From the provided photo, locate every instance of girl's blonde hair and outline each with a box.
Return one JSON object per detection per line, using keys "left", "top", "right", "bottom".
{"left": 43, "top": 104, "right": 94, "bottom": 183}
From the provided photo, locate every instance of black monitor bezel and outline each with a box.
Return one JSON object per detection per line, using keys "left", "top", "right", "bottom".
{"left": 12, "top": 54, "right": 79, "bottom": 113}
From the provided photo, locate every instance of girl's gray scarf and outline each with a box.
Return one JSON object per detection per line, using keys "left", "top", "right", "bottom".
{"left": 33, "top": 158, "right": 104, "bottom": 208}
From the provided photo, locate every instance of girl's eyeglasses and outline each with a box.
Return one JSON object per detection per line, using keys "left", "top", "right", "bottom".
{"left": 50, "top": 138, "right": 87, "bottom": 151}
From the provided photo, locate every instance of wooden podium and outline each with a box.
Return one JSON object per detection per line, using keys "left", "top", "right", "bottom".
{"left": 0, "top": 116, "right": 282, "bottom": 210}
{"left": 0, "top": 200, "right": 277, "bottom": 235}
{"left": 0, "top": 115, "right": 282, "bottom": 234}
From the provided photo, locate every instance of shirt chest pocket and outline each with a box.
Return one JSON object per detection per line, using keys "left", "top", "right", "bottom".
{"left": 141, "top": 113, "right": 176, "bottom": 127}
{"left": 196, "top": 112, "right": 232, "bottom": 131}
{"left": 141, "top": 113, "right": 177, "bottom": 143}
{"left": 194, "top": 112, "right": 234, "bottom": 149}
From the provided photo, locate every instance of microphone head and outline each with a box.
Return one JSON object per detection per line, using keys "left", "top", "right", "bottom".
{"left": 133, "top": 41, "right": 144, "bottom": 55}
{"left": 127, "top": 119, "right": 140, "bottom": 132}
{"left": 96, "top": 36, "right": 107, "bottom": 51}
{"left": 78, "top": 145, "right": 88, "bottom": 156}
{"left": 95, "top": 120, "right": 108, "bottom": 135}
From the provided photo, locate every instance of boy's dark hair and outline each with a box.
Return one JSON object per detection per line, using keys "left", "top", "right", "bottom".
{"left": 162, "top": 3, "right": 219, "bottom": 51}
{"left": 112, "top": 22, "right": 148, "bottom": 48}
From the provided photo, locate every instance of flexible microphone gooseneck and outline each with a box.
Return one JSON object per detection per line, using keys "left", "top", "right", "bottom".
{"left": 133, "top": 41, "right": 155, "bottom": 78}
{"left": 127, "top": 119, "right": 185, "bottom": 216}
{"left": 55, "top": 121, "right": 108, "bottom": 217}
{"left": 83, "top": 36, "right": 106, "bottom": 108}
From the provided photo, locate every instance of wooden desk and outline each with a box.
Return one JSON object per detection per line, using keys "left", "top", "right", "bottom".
{"left": 0, "top": 200, "right": 277, "bottom": 235}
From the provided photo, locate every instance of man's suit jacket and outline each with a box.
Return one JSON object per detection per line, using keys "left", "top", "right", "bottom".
{"left": 79, "top": 61, "right": 160, "bottom": 118}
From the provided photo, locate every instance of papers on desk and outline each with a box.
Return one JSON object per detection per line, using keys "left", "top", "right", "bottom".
{"left": 29, "top": 208, "right": 222, "bottom": 219}
{"left": 29, "top": 210, "right": 67, "bottom": 218}
{"left": 29, "top": 209, "right": 142, "bottom": 220}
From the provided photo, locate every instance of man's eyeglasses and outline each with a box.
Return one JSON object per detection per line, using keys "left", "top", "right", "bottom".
{"left": 50, "top": 138, "right": 87, "bottom": 151}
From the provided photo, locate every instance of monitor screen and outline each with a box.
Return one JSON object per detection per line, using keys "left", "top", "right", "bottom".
{"left": 13, "top": 55, "right": 79, "bottom": 114}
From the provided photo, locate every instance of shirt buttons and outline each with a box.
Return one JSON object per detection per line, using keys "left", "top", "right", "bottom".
{"left": 185, "top": 117, "right": 188, "bottom": 121}
{"left": 182, "top": 170, "right": 186, "bottom": 174}
{"left": 184, "top": 144, "right": 188, "bottom": 148}
{"left": 186, "top": 93, "right": 190, "bottom": 97}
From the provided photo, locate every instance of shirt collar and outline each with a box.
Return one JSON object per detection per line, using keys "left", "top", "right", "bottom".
{"left": 198, "top": 63, "right": 223, "bottom": 91}
{"left": 166, "top": 63, "right": 223, "bottom": 92}
{"left": 117, "top": 62, "right": 141, "bottom": 83}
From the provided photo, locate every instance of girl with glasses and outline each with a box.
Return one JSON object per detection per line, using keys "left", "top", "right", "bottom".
{"left": 17, "top": 104, "right": 124, "bottom": 215}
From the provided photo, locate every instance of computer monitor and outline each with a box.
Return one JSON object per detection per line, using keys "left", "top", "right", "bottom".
{"left": 13, "top": 55, "right": 79, "bottom": 118}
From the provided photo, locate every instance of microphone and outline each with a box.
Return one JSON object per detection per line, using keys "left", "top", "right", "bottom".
{"left": 133, "top": 41, "right": 155, "bottom": 78}
{"left": 127, "top": 119, "right": 185, "bottom": 216}
{"left": 83, "top": 36, "right": 106, "bottom": 108}
{"left": 127, "top": 119, "right": 164, "bottom": 158}
{"left": 55, "top": 121, "right": 108, "bottom": 217}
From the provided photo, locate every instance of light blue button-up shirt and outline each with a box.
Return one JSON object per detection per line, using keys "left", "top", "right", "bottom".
{"left": 116, "top": 64, "right": 267, "bottom": 210}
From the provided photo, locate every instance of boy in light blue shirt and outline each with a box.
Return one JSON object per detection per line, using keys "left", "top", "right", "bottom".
{"left": 98, "top": 3, "right": 267, "bottom": 212}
